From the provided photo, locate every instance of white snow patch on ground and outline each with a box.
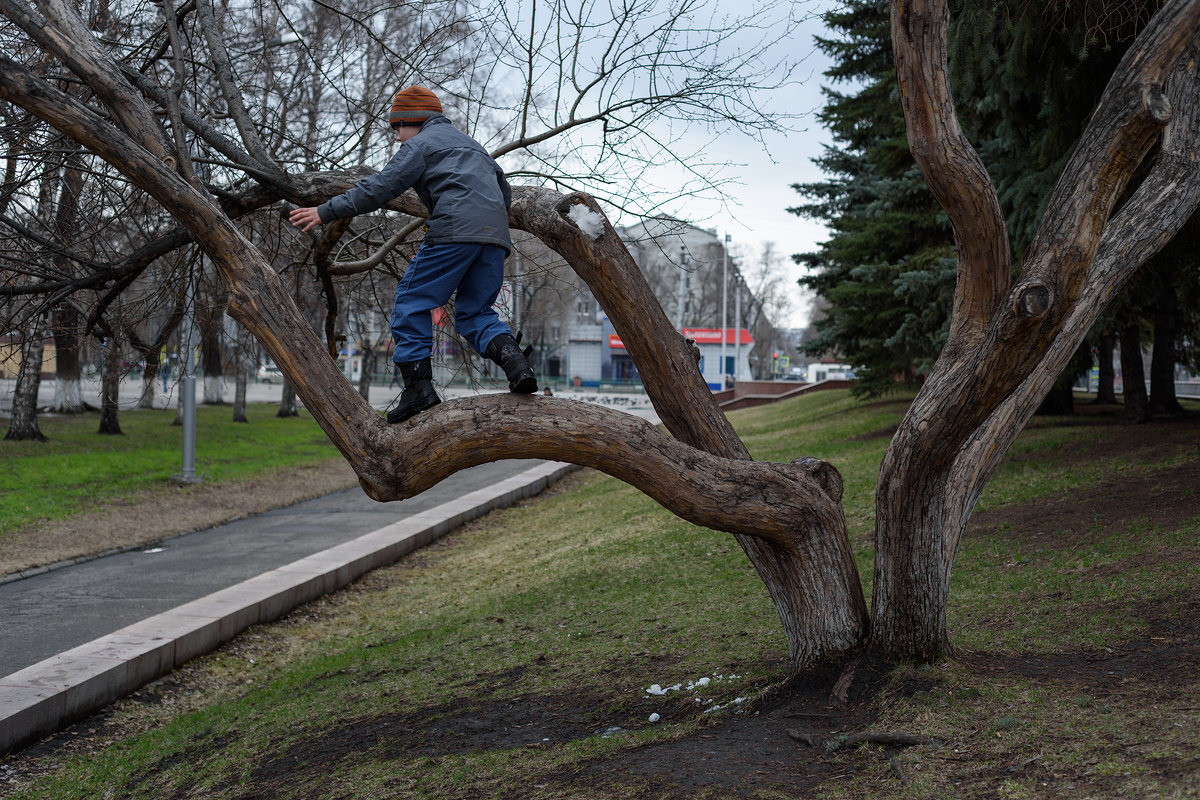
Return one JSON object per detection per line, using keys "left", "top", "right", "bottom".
{"left": 642, "top": 673, "right": 747, "bottom": 717}
{"left": 567, "top": 203, "right": 606, "bottom": 239}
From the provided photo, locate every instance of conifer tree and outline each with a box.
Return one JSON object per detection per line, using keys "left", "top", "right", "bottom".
{"left": 796, "top": 0, "right": 1199, "bottom": 402}
{"left": 789, "top": 0, "right": 954, "bottom": 397}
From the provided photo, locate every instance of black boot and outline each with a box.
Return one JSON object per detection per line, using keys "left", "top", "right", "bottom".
{"left": 386, "top": 358, "right": 441, "bottom": 423}
{"left": 485, "top": 333, "right": 538, "bottom": 394}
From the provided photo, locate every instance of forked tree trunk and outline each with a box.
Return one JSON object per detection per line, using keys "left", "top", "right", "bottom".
{"left": 870, "top": 0, "right": 1200, "bottom": 662}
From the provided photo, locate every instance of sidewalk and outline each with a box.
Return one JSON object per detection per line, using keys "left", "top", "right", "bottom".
{"left": 0, "top": 459, "right": 578, "bottom": 755}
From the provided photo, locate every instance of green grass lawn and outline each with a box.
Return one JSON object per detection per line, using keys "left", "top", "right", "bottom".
{"left": 3, "top": 391, "right": 1198, "bottom": 800}
{"left": 0, "top": 404, "right": 344, "bottom": 534}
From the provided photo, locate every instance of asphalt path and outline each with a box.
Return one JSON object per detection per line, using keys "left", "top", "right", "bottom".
{"left": 0, "top": 458, "right": 542, "bottom": 678}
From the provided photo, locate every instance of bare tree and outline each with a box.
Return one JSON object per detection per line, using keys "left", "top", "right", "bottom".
{"left": 3, "top": 0, "right": 1197, "bottom": 675}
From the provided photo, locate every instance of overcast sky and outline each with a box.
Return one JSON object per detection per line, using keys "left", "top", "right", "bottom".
{"left": 638, "top": 2, "right": 838, "bottom": 328}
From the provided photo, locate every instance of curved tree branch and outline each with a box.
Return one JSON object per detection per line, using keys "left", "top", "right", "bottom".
{"left": 890, "top": 0, "right": 1009, "bottom": 344}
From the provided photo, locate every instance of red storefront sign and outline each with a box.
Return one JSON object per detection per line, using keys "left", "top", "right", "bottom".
{"left": 608, "top": 328, "right": 754, "bottom": 349}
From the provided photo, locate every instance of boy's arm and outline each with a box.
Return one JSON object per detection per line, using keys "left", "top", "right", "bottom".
{"left": 289, "top": 206, "right": 323, "bottom": 232}
{"left": 309, "top": 146, "right": 425, "bottom": 226}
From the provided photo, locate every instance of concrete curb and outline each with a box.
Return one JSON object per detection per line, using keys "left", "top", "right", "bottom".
{"left": 0, "top": 460, "right": 579, "bottom": 755}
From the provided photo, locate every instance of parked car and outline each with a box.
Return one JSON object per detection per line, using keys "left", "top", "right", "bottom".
{"left": 257, "top": 364, "right": 283, "bottom": 383}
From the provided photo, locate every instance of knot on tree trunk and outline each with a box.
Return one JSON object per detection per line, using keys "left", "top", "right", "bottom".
{"left": 1142, "top": 84, "right": 1172, "bottom": 125}
{"left": 1014, "top": 283, "right": 1051, "bottom": 319}
{"left": 792, "top": 456, "right": 844, "bottom": 503}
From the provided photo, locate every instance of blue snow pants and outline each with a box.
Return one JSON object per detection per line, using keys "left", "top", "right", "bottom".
{"left": 389, "top": 242, "right": 512, "bottom": 364}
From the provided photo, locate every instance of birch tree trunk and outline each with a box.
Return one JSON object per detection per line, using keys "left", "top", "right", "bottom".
{"left": 4, "top": 325, "right": 47, "bottom": 442}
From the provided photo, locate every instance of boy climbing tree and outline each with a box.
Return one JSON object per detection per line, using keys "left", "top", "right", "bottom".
{"left": 290, "top": 86, "right": 537, "bottom": 422}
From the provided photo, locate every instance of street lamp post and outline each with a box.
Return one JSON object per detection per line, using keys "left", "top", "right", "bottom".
{"left": 734, "top": 279, "right": 742, "bottom": 381}
{"left": 721, "top": 233, "right": 730, "bottom": 382}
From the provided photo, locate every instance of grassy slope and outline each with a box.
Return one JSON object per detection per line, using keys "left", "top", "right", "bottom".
{"left": 3, "top": 390, "right": 1198, "bottom": 800}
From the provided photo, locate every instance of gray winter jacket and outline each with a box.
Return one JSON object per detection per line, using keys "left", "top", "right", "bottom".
{"left": 318, "top": 116, "right": 512, "bottom": 253}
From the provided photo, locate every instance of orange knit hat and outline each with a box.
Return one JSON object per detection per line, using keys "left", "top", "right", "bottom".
{"left": 389, "top": 86, "right": 443, "bottom": 126}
